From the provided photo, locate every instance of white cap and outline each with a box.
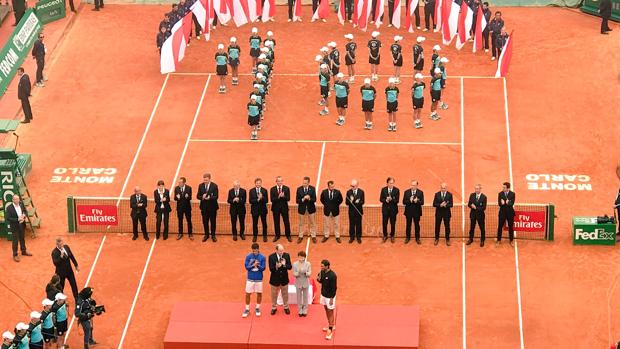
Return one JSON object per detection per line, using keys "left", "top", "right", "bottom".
{"left": 230, "top": 36, "right": 237, "bottom": 43}
{"left": 344, "top": 33, "right": 354, "bottom": 39}
{"left": 55, "top": 293, "right": 67, "bottom": 301}
{"left": 2, "top": 332, "right": 14, "bottom": 340}
{"left": 320, "top": 63, "right": 328, "bottom": 69}
{"left": 265, "top": 41, "right": 273, "bottom": 47}
{"left": 258, "top": 54, "right": 267, "bottom": 59}
{"left": 320, "top": 46, "right": 329, "bottom": 52}
{"left": 336, "top": 72, "right": 344, "bottom": 78}
{"left": 217, "top": 43, "right": 224, "bottom": 49}
{"left": 394, "top": 35, "right": 402, "bottom": 41}
{"left": 414, "top": 73, "right": 423, "bottom": 79}
{"left": 434, "top": 68, "right": 442, "bottom": 74}
{"left": 258, "top": 64, "right": 267, "bottom": 69}
{"left": 433, "top": 44, "right": 441, "bottom": 51}
{"left": 42, "top": 299, "right": 54, "bottom": 306}
{"left": 260, "top": 47, "right": 269, "bottom": 52}
{"left": 16, "top": 323, "right": 29, "bottom": 331}
{"left": 416, "top": 36, "right": 426, "bottom": 43}
{"left": 267, "top": 30, "right": 273, "bottom": 36}
{"left": 256, "top": 72, "right": 264, "bottom": 78}
{"left": 30, "top": 311, "right": 42, "bottom": 319}
{"left": 440, "top": 57, "right": 449, "bottom": 63}
{"left": 364, "top": 77, "right": 371, "bottom": 84}
{"left": 251, "top": 27, "right": 258, "bottom": 33}
{"left": 315, "top": 54, "right": 323, "bottom": 62}
{"left": 327, "top": 41, "right": 337, "bottom": 47}
{"left": 253, "top": 84, "right": 261, "bottom": 88}
{"left": 388, "top": 77, "right": 396, "bottom": 84}
{"left": 371, "top": 31, "right": 380, "bottom": 38}
{"left": 251, "top": 95, "right": 258, "bottom": 100}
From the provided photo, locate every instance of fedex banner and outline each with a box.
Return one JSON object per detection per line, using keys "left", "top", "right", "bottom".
{"left": 76, "top": 205, "right": 118, "bottom": 226}
{"left": 507, "top": 210, "right": 546, "bottom": 232}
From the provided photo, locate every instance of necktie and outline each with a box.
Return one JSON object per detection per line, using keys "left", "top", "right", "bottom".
{"left": 388, "top": 188, "right": 391, "bottom": 195}
{"left": 476, "top": 194, "right": 480, "bottom": 201}
{"left": 329, "top": 191, "right": 333, "bottom": 200}
{"left": 278, "top": 186, "right": 282, "bottom": 194}
{"left": 442, "top": 192, "right": 445, "bottom": 200}
{"left": 206, "top": 183, "right": 210, "bottom": 192}
{"left": 137, "top": 195, "right": 140, "bottom": 202}
{"left": 353, "top": 190, "right": 357, "bottom": 196}
{"left": 235, "top": 189, "right": 239, "bottom": 197}
{"left": 304, "top": 187, "right": 308, "bottom": 195}
{"left": 181, "top": 186, "right": 184, "bottom": 193}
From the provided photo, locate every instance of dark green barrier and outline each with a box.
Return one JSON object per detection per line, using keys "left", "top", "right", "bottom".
{"left": 35, "top": 0, "right": 67, "bottom": 24}
{"left": 582, "top": 0, "right": 620, "bottom": 22}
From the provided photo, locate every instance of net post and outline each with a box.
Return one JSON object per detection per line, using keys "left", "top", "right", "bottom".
{"left": 546, "top": 203, "right": 555, "bottom": 241}
{"left": 67, "top": 195, "right": 76, "bottom": 233}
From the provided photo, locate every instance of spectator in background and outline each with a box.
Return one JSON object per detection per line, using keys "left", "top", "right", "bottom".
{"left": 268, "top": 244, "right": 292, "bottom": 315}
{"left": 45, "top": 275, "right": 62, "bottom": 301}
{"left": 52, "top": 237, "right": 80, "bottom": 301}
{"left": 292, "top": 251, "right": 311, "bottom": 317}
{"left": 7, "top": 195, "right": 31, "bottom": 261}
{"left": 599, "top": 0, "right": 612, "bottom": 34}
{"left": 488, "top": 10, "right": 504, "bottom": 60}
{"left": 17, "top": 67, "right": 33, "bottom": 124}
{"left": 31, "top": 33, "right": 46, "bottom": 87}
{"left": 154, "top": 180, "right": 171, "bottom": 240}
{"left": 243, "top": 243, "right": 266, "bottom": 318}
{"left": 228, "top": 180, "right": 247, "bottom": 241}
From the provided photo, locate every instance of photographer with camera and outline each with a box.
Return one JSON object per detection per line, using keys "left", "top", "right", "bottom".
{"left": 75, "top": 287, "right": 104, "bottom": 349}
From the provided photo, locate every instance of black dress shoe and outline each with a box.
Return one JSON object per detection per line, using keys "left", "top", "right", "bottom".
{"left": 601, "top": 31, "right": 609, "bottom": 34}
{"left": 271, "top": 308, "right": 277, "bottom": 315}
{"left": 286, "top": 236, "right": 292, "bottom": 242}
{"left": 233, "top": 236, "right": 238, "bottom": 241}
{"left": 348, "top": 238, "right": 354, "bottom": 244}
{"left": 212, "top": 236, "right": 217, "bottom": 242}
{"left": 252, "top": 237, "right": 257, "bottom": 242}
{"left": 416, "top": 239, "right": 421, "bottom": 245}
{"left": 312, "top": 237, "right": 317, "bottom": 243}
{"left": 188, "top": 234, "right": 194, "bottom": 241}
{"left": 382, "top": 236, "right": 387, "bottom": 243}
{"left": 273, "top": 236, "right": 280, "bottom": 242}
{"left": 466, "top": 240, "right": 473, "bottom": 245}
{"left": 240, "top": 235, "right": 246, "bottom": 240}
{"left": 404, "top": 238, "right": 410, "bottom": 244}
{"left": 263, "top": 236, "right": 268, "bottom": 242}
{"left": 446, "top": 240, "right": 451, "bottom": 246}
{"left": 163, "top": 236, "right": 168, "bottom": 240}
{"left": 132, "top": 236, "right": 138, "bottom": 241}
{"left": 390, "top": 236, "right": 395, "bottom": 243}
{"left": 321, "top": 237, "right": 329, "bottom": 243}
{"left": 144, "top": 236, "right": 150, "bottom": 241}
{"left": 20, "top": 120, "right": 30, "bottom": 124}
{"left": 156, "top": 235, "right": 160, "bottom": 240}
{"left": 297, "top": 237, "right": 304, "bottom": 244}
{"left": 336, "top": 237, "right": 341, "bottom": 243}
{"left": 356, "top": 238, "right": 362, "bottom": 244}
{"left": 480, "top": 240, "right": 485, "bottom": 247}
{"left": 202, "top": 236, "right": 209, "bottom": 242}
{"left": 92, "top": 7, "right": 100, "bottom": 10}
{"left": 284, "top": 308, "right": 291, "bottom": 315}
{"left": 434, "top": 239, "right": 439, "bottom": 246}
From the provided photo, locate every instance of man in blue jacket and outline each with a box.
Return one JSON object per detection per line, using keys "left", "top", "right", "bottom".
{"left": 243, "top": 243, "right": 266, "bottom": 318}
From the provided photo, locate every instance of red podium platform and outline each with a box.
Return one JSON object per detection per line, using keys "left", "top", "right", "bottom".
{"left": 164, "top": 302, "right": 420, "bottom": 349}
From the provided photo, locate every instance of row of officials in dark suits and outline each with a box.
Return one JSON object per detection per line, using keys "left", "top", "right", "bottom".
{"left": 129, "top": 174, "right": 517, "bottom": 247}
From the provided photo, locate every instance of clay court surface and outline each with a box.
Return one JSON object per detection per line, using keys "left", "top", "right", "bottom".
{"left": 0, "top": 4, "right": 619, "bottom": 348}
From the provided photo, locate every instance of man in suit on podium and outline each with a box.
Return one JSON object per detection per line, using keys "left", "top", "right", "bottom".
{"left": 197, "top": 173, "right": 219, "bottom": 242}
{"left": 227, "top": 180, "right": 247, "bottom": 241}
{"left": 51, "top": 237, "right": 79, "bottom": 300}
{"left": 6, "top": 195, "right": 31, "bottom": 262}
{"left": 250, "top": 178, "right": 269, "bottom": 242}
{"left": 174, "top": 177, "right": 193, "bottom": 240}
{"left": 403, "top": 180, "right": 424, "bottom": 244}
{"left": 268, "top": 244, "right": 292, "bottom": 315}
{"left": 432, "top": 182, "right": 453, "bottom": 246}
{"left": 130, "top": 186, "right": 149, "bottom": 241}
{"left": 296, "top": 176, "right": 317, "bottom": 244}
{"left": 497, "top": 182, "right": 516, "bottom": 246}
{"left": 320, "top": 181, "right": 343, "bottom": 243}
{"left": 154, "top": 180, "right": 171, "bottom": 240}
{"left": 345, "top": 179, "right": 365, "bottom": 244}
{"left": 467, "top": 184, "right": 487, "bottom": 247}
{"left": 380, "top": 177, "right": 400, "bottom": 243}
{"left": 270, "top": 176, "right": 292, "bottom": 242}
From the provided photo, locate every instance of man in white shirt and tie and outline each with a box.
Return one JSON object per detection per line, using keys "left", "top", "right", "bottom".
{"left": 6, "top": 195, "right": 32, "bottom": 262}
{"left": 130, "top": 186, "right": 149, "bottom": 241}
{"left": 345, "top": 179, "right": 365, "bottom": 244}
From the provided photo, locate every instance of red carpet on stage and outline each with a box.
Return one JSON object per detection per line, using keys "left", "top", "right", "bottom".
{"left": 164, "top": 302, "right": 420, "bottom": 349}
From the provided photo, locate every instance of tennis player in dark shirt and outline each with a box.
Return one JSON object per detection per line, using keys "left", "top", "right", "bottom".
{"left": 317, "top": 259, "right": 337, "bottom": 340}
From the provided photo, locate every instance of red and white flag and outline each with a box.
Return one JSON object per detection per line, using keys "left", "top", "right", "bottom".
{"left": 404, "top": 0, "right": 415, "bottom": 32}
{"left": 292, "top": 0, "right": 302, "bottom": 21}
{"left": 213, "top": 0, "right": 231, "bottom": 24}
{"left": 455, "top": 0, "right": 473, "bottom": 50}
{"left": 357, "top": 0, "right": 372, "bottom": 30}
{"left": 391, "top": 0, "right": 401, "bottom": 28}
{"left": 181, "top": 12, "right": 193, "bottom": 59}
{"left": 248, "top": 0, "right": 261, "bottom": 22}
{"left": 434, "top": 0, "right": 442, "bottom": 32}
{"left": 312, "top": 0, "right": 330, "bottom": 21}
{"left": 191, "top": 0, "right": 211, "bottom": 40}
{"left": 374, "top": 0, "right": 384, "bottom": 27}
{"left": 472, "top": 5, "right": 487, "bottom": 53}
{"left": 161, "top": 20, "right": 185, "bottom": 74}
{"left": 261, "top": 0, "right": 275, "bottom": 22}
{"left": 441, "top": 0, "right": 459, "bottom": 45}
{"left": 353, "top": 0, "right": 359, "bottom": 25}
{"left": 495, "top": 31, "right": 513, "bottom": 77}
{"left": 230, "top": 0, "right": 249, "bottom": 26}
{"left": 338, "top": 0, "right": 346, "bottom": 24}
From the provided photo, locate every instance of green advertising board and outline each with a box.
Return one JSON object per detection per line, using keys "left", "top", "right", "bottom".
{"left": 582, "top": 0, "right": 620, "bottom": 22}
{"left": 0, "top": 9, "right": 42, "bottom": 97}
{"left": 572, "top": 216, "right": 617, "bottom": 246}
{"left": 35, "top": 0, "right": 66, "bottom": 25}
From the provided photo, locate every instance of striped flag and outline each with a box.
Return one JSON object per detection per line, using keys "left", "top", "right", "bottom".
{"left": 455, "top": 0, "right": 473, "bottom": 50}
{"left": 434, "top": 0, "right": 442, "bottom": 32}
{"left": 472, "top": 5, "right": 487, "bottom": 53}
{"left": 248, "top": 0, "right": 261, "bottom": 22}
{"left": 391, "top": 0, "right": 401, "bottom": 28}
{"left": 190, "top": 0, "right": 211, "bottom": 40}
{"left": 261, "top": 0, "right": 274, "bottom": 22}
{"left": 293, "top": 0, "right": 302, "bottom": 21}
{"left": 374, "top": 0, "right": 384, "bottom": 27}
{"left": 404, "top": 0, "right": 415, "bottom": 32}
{"left": 230, "top": 0, "right": 249, "bottom": 26}
{"left": 353, "top": 0, "right": 359, "bottom": 26}
{"left": 357, "top": 0, "right": 372, "bottom": 31}
{"left": 213, "top": 0, "right": 231, "bottom": 24}
{"left": 441, "top": 0, "right": 459, "bottom": 45}
{"left": 312, "top": 0, "right": 330, "bottom": 20}
{"left": 338, "top": 0, "right": 346, "bottom": 24}
{"left": 495, "top": 31, "right": 513, "bottom": 77}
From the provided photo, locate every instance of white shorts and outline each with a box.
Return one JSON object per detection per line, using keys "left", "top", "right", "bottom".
{"left": 245, "top": 280, "right": 263, "bottom": 294}
{"left": 320, "top": 295, "right": 336, "bottom": 310}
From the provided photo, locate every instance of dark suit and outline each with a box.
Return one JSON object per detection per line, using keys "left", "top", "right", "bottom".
{"left": 268, "top": 252, "right": 292, "bottom": 308}
{"left": 52, "top": 245, "right": 79, "bottom": 300}
{"left": 497, "top": 190, "right": 516, "bottom": 241}
{"left": 432, "top": 191, "right": 453, "bottom": 240}
{"left": 345, "top": 188, "right": 364, "bottom": 240}
{"left": 12, "top": 0, "right": 26, "bottom": 25}
{"left": 174, "top": 185, "right": 193, "bottom": 235}
{"left": 18, "top": 74, "right": 32, "bottom": 122}
{"left": 380, "top": 186, "right": 400, "bottom": 238}
{"left": 6, "top": 202, "right": 28, "bottom": 256}
{"left": 320, "top": 189, "right": 343, "bottom": 217}
{"left": 227, "top": 187, "right": 247, "bottom": 238}
{"left": 600, "top": 0, "right": 612, "bottom": 33}
{"left": 31, "top": 40, "right": 45, "bottom": 84}
{"left": 197, "top": 182, "right": 219, "bottom": 238}
{"left": 154, "top": 188, "right": 171, "bottom": 239}
{"left": 403, "top": 189, "right": 424, "bottom": 240}
{"left": 249, "top": 187, "right": 269, "bottom": 239}
{"left": 296, "top": 186, "right": 317, "bottom": 214}
{"left": 270, "top": 185, "right": 291, "bottom": 239}
{"left": 467, "top": 193, "right": 487, "bottom": 241}
{"left": 130, "top": 193, "right": 148, "bottom": 239}
{"left": 615, "top": 190, "right": 620, "bottom": 235}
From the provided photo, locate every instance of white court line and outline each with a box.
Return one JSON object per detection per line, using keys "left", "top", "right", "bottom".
{"left": 64, "top": 74, "right": 171, "bottom": 343}
{"left": 305, "top": 236, "right": 311, "bottom": 257}
{"left": 503, "top": 77, "right": 525, "bottom": 349}
{"left": 171, "top": 72, "right": 496, "bottom": 79}
{"left": 316, "top": 142, "right": 326, "bottom": 189}
{"left": 117, "top": 75, "right": 212, "bottom": 349}
{"left": 460, "top": 77, "right": 467, "bottom": 349}
{"left": 189, "top": 139, "right": 461, "bottom": 146}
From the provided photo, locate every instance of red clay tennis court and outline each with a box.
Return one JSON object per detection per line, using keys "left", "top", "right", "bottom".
{"left": 0, "top": 3, "right": 619, "bottom": 349}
